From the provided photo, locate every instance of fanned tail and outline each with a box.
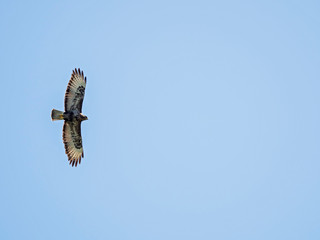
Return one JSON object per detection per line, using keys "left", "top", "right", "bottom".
{"left": 51, "top": 109, "right": 64, "bottom": 121}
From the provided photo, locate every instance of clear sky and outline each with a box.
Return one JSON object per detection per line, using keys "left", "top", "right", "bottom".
{"left": 1, "top": 0, "right": 320, "bottom": 239}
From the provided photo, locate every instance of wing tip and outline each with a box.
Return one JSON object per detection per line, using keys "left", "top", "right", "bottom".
{"left": 69, "top": 157, "right": 82, "bottom": 167}
{"left": 70, "top": 68, "right": 86, "bottom": 83}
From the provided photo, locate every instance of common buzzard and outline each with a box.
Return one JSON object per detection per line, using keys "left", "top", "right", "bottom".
{"left": 51, "top": 68, "right": 88, "bottom": 167}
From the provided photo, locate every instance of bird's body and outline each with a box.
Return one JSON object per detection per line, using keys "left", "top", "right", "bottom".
{"left": 63, "top": 110, "right": 87, "bottom": 121}
{"left": 51, "top": 68, "right": 88, "bottom": 167}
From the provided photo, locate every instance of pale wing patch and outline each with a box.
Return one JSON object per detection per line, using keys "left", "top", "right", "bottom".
{"left": 63, "top": 121, "right": 84, "bottom": 167}
{"left": 64, "top": 68, "right": 87, "bottom": 112}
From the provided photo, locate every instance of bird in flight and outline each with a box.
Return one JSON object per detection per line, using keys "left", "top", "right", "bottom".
{"left": 51, "top": 68, "right": 88, "bottom": 167}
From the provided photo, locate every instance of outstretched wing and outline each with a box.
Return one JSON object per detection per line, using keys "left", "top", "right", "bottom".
{"left": 64, "top": 68, "right": 87, "bottom": 112}
{"left": 63, "top": 121, "right": 84, "bottom": 167}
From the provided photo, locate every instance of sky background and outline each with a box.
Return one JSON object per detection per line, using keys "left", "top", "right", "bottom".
{"left": 1, "top": 0, "right": 320, "bottom": 239}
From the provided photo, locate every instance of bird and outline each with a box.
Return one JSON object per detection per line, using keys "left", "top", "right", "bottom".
{"left": 51, "top": 68, "right": 88, "bottom": 167}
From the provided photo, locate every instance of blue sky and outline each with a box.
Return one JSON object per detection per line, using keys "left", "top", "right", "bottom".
{"left": 1, "top": 0, "right": 320, "bottom": 239}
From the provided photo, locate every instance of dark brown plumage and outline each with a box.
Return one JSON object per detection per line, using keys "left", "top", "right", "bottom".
{"left": 51, "top": 68, "right": 88, "bottom": 167}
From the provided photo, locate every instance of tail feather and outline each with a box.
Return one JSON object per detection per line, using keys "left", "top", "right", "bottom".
{"left": 51, "top": 109, "right": 64, "bottom": 121}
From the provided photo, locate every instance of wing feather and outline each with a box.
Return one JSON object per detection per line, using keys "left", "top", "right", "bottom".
{"left": 64, "top": 68, "right": 87, "bottom": 112}
{"left": 62, "top": 121, "right": 84, "bottom": 167}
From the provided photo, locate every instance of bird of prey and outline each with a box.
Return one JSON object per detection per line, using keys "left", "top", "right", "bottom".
{"left": 51, "top": 68, "right": 88, "bottom": 167}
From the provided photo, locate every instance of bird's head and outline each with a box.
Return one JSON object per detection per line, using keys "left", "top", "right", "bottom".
{"left": 80, "top": 114, "right": 88, "bottom": 121}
